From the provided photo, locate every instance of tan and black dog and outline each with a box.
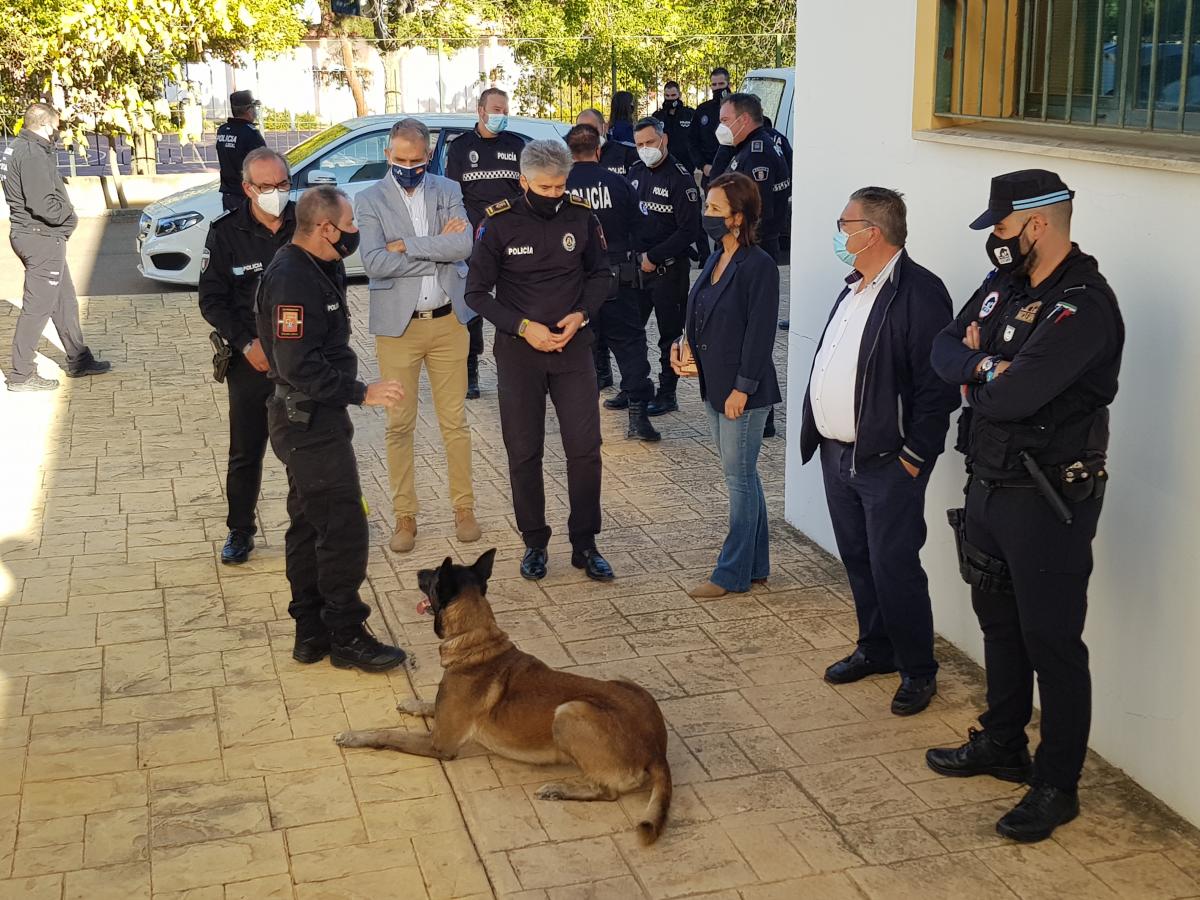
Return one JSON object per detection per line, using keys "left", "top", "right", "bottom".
{"left": 334, "top": 549, "right": 673, "bottom": 844}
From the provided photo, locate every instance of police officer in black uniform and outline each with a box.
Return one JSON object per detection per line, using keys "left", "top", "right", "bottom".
{"left": 690, "top": 67, "right": 731, "bottom": 185}
{"left": 445, "top": 87, "right": 525, "bottom": 401}
{"left": 716, "top": 93, "right": 791, "bottom": 262}
{"left": 465, "top": 140, "right": 615, "bottom": 584}
{"left": 926, "top": 170, "right": 1124, "bottom": 844}
{"left": 652, "top": 81, "right": 696, "bottom": 172}
{"left": 577, "top": 109, "right": 639, "bottom": 178}
{"left": 625, "top": 117, "right": 701, "bottom": 417}
{"left": 199, "top": 147, "right": 296, "bottom": 565}
{"left": 565, "top": 124, "right": 659, "bottom": 443}
{"left": 216, "top": 90, "right": 266, "bottom": 213}
{"left": 256, "top": 185, "right": 408, "bottom": 672}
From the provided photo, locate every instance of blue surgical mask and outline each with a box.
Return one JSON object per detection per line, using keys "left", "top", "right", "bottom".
{"left": 833, "top": 227, "right": 871, "bottom": 267}
{"left": 485, "top": 114, "right": 508, "bottom": 134}
{"left": 391, "top": 163, "right": 425, "bottom": 190}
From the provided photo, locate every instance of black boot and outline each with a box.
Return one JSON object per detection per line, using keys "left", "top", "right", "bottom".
{"left": 996, "top": 783, "right": 1080, "bottom": 842}
{"left": 646, "top": 384, "right": 678, "bottom": 417}
{"left": 603, "top": 390, "right": 629, "bottom": 411}
{"left": 925, "top": 728, "right": 1033, "bottom": 783}
{"left": 465, "top": 354, "right": 480, "bottom": 400}
{"left": 330, "top": 624, "right": 407, "bottom": 672}
{"left": 293, "top": 619, "right": 331, "bottom": 665}
{"left": 626, "top": 401, "right": 661, "bottom": 442}
{"left": 594, "top": 350, "right": 614, "bottom": 391}
{"left": 65, "top": 349, "right": 112, "bottom": 378}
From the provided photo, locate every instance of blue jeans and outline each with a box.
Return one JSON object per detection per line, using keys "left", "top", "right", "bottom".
{"left": 706, "top": 404, "right": 771, "bottom": 592}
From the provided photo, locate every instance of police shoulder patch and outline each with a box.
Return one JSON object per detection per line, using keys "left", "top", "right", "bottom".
{"left": 568, "top": 194, "right": 591, "bottom": 209}
{"left": 685, "top": 188, "right": 699, "bottom": 203}
{"left": 210, "top": 209, "right": 233, "bottom": 227}
{"left": 752, "top": 167, "right": 768, "bottom": 182}
{"left": 485, "top": 198, "right": 511, "bottom": 217}
{"left": 200, "top": 248, "right": 211, "bottom": 273}
{"left": 676, "top": 163, "right": 690, "bottom": 176}
{"left": 276, "top": 305, "right": 304, "bottom": 340}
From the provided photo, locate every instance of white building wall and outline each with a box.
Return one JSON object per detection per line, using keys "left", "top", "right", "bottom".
{"left": 785, "top": 4, "right": 1200, "bottom": 824}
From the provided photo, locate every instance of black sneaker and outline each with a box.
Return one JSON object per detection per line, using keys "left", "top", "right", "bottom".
{"left": 221, "top": 530, "right": 254, "bottom": 565}
{"left": 996, "top": 783, "right": 1079, "bottom": 843}
{"left": 7, "top": 374, "right": 59, "bottom": 392}
{"left": 330, "top": 624, "right": 407, "bottom": 672}
{"left": 925, "top": 728, "right": 1033, "bottom": 783}
{"left": 603, "top": 391, "right": 629, "bottom": 411}
{"left": 293, "top": 621, "right": 331, "bottom": 664}
{"left": 65, "top": 349, "right": 112, "bottom": 378}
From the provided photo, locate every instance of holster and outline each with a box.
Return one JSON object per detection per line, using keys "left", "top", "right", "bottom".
{"left": 209, "top": 331, "right": 232, "bottom": 383}
{"left": 946, "top": 508, "right": 1014, "bottom": 595}
{"left": 283, "top": 389, "right": 313, "bottom": 428}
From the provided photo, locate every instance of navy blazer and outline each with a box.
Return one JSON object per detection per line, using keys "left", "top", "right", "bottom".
{"left": 685, "top": 244, "right": 782, "bottom": 411}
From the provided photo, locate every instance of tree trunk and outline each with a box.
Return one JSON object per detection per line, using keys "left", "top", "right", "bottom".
{"left": 105, "top": 132, "right": 128, "bottom": 208}
{"left": 132, "top": 128, "right": 157, "bottom": 176}
{"left": 338, "top": 34, "right": 369, "bottom": 116}
{"left": 382, "top": 49, "right": 406, "bottom": 114}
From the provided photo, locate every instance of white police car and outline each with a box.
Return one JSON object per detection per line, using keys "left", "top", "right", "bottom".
{"left": 137, "top": 113, "right": 570, "bottom": 286}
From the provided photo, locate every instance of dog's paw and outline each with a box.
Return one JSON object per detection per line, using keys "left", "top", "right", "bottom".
{"left": 395, "top": 699, "right": 429, "bottom": 717}
{"left": 333, "top": 731, "right": 360, "bottom": 748}
{"left": 535, "top": 783, "right": 568, "bottom": 801}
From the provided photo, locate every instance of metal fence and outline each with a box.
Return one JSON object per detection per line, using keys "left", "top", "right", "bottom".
{"left": 935, "top": 0, "right": 1199, "bottom": 134}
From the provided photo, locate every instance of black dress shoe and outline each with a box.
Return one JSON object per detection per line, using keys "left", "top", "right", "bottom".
{"left": 603, "top": 391, "right": 629, "bottom": 410}
{"left": 891, "top": 675, "right": 937, "bottom": 716}
{"left": 329, "top": 624, "right": 407, "bottom": 672}
{"left": 571, "top": 548, "right": 615, "bottom": 582}
{"left": 520, "top": 547, "right": 548, "bottom": 581}
{"left": 646, "top": 390, "right": 678, "bottom": 417}
{"left": 777, "top": 320, "right": 790, "bottom": 330}
{"left": 996, "top": 783, "right": 1079, "bottom": 843}
{"left": 221, "top": 529, "right": 254, "bottom": 565}
{"left": 293, "top": 621, "right": 331, "bottom": 664}
{"left": 65, "top": 349, "right": 111, "bottom": 377}
{"left": 823, "top": 649, "right": 897, "bottom": 684}
{"left": 925, "top": 727, "right": 1033, "bottom": 783}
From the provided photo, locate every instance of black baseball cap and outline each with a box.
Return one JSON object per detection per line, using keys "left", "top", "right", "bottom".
{"left": 229, "top": 90, "right": 260, "bottom": 109}
{"left": 969, "top": 169, "right": 1075, "bottom": 230}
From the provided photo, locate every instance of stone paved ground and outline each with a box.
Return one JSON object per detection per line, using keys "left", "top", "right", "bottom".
{"left": 1, "top": 276, "right": 1199, "bottom": 900}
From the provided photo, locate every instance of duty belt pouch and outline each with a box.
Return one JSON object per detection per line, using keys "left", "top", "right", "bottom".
{"left": 617, "top": 261, "right": 638, "bottom": 287}
{"left": 1059, "top": 459, "right": 1109, "bottom": 502}
{"left": 284, "top": 390, "right": 313, "bottom": 429}
{"left": 209, "top": 332, "right": 232, "bottom": 383}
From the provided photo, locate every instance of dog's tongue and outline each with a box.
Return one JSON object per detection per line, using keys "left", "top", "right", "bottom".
{"left": 416, "top": 597, "right": 431, "bottom": 615}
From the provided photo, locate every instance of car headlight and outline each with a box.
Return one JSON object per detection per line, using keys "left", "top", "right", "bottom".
{"left": 138, "top": 212, "right": 152, "bottom": 234}
{"left": 155, "top": 212, "right": 203, "bottom": 236}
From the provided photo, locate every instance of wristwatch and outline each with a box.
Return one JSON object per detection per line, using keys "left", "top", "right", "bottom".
{"left": 977, "top": 355, "right": 997, "bottom": 381}
{"left": 573, "top": 309, "right": 590, "bottom": 327}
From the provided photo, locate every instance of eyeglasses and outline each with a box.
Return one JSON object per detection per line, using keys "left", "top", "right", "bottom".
{"left": 836, "top": 218, "right": 875, "bottom": 232}
{"left": 252, "top": 180, "right": 292, "bottom": 192}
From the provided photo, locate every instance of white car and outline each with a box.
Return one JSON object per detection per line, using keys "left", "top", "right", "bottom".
{"left": 137, "top": 113, "right": 572, "bottom": 286}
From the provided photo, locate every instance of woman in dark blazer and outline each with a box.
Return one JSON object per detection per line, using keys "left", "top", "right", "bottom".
{"left": 608, "top": 91, "right": 636, "bottom": 144}
{"left": 672, "top": 172, "right": 781, "bottom": 598}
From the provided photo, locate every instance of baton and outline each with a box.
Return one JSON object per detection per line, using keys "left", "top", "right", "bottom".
{"left": 1019, "top": 451, "right": 1073, "bottom": 526}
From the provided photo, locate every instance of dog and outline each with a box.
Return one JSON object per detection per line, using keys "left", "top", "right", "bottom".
{"left": 334, "top": 548, "right": 673, "bottom": 844}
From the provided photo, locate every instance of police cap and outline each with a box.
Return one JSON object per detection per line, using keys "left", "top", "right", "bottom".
{"left": 970, "top": 169, "right": 1075, "bottom": 230}
{"left": 230, "top": 90, "right": 260, "bottom": 109}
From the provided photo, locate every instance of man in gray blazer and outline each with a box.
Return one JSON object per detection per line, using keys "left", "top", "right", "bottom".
{"left": 355, "top": 118, "right": 480, "bottom": 554}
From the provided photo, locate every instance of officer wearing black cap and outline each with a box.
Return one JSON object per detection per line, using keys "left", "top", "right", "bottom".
{"left": 199, "top": 147, "right": 296, "bottom": 566}
{"left": 565, "top": 124, "right": 659, "bottom": 443}
{"left": 216, "top": 90, "right": 266, "bottom": 213}
{"left": 465, "top": 139, "right": 615, "bottom": 584}
{"left": 926, "top": 170, "right": 1124, "bottom": 844}
{"left": 576, "top": 108, "right": 639, "bottom": 178}
{"left": 257, "top": 184, "right": 409, "bottom": 673}
{"left": 624, "top": 116, "right": 702, "bottom": 418}
{"left": 446, "top": 87, "right": 526, "bottom": 400}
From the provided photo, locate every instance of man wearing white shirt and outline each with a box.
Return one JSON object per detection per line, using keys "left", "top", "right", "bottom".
{"left": 798, "top": 187, "right": 960, "bottom": 716}
{"left": 354, "top": 119, "right": 481, "bottom": 554}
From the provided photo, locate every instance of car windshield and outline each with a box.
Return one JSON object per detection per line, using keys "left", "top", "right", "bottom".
{"left": 285, "top": 124, "right": 352, "bottom": 168}
{"left": 740, "top": 77, "right": 786, "bottom": 124}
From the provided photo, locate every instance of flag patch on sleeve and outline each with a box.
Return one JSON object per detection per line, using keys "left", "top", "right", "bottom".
{"left": 276, "top": 305, "right": 304, "bottom": 339}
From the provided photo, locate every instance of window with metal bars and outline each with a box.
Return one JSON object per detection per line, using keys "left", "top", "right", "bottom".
{"left": 935, "top": 0, "right": 1199, "bottom": 134}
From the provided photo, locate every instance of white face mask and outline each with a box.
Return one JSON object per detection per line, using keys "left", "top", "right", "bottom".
{"left": 254, "top": 188, "right": 288, "bottom": 218}
{"left": 638, "top": 145, "right": 663, "bottom": 167}
{"left": 715, "top": 123, "right": 736, "bottom": 146}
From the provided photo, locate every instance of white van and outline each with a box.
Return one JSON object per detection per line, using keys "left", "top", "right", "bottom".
{"left": 740, "top": 68, "right": 794, "bottom": 146}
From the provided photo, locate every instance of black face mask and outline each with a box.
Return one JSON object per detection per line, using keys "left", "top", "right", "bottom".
{"left": 713, "top": 87, "right": 728, "bottom": 102}
{"left": 702, "top": 214, "right": 731, "bottom": 243}
{"left": 328, "top": 225, "right": 360, "bottom": 259}
{"left": 666, "top": 99, "right": 680, "bottom": 111}
{"left": 525, "top": 189, "right": 562, "bottom": 218}
{"left": 985, "top": 219, "right": 1033, "bottom": 274}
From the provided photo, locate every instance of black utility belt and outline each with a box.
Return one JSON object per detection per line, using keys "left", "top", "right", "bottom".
{"left": 411, "top": 304, "right": 453, "bottom": 321}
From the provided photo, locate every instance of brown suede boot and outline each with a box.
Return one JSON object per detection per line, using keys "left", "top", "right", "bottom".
{"left": 455, "top": 508, "right": 481, "bottom": 543}
{"left": 390, "top": 517, "right": 417, "bottom": 553}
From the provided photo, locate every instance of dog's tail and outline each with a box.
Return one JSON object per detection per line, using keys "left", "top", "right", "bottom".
{"left": 636, "top": 759, "right": 673, "bottom": 845}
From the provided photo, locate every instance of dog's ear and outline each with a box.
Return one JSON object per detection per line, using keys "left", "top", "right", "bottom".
{"left": 472, "top": 548, "right": 497, "bottom": 587}
{"left": 433, "top": 556, "right": 457, "bottom": 606}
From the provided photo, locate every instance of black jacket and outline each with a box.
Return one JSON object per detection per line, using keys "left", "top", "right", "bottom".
{"left": 686, "top": 244, "right": 782, "bottom": 411}
{"left": 444, "top": 127, "right": 525, "bottom": 227}
{"left": 215, "top": 118, "right": 266, "bottom": 197}
{"left": 931, "top": 246, "right": 1123, "bottom": 477}
{"left": 565, "top": 161, "right": 643, "bottom": 261}
{"left": 465, "top": 193, "right": 611, "bottom": 338}
{"left": 652, "top": 102, "right": 697, "bottom": 170}
{"left": 725, "top": 126, "right": 791, "bottom": 244}
{"left": 1, "top": 129, "right": 77, "bottom": 237}
{"left": 690, "top": 96, "right": 725, "bottom": 171}
{"left": 599, "top": 139, "right": 639, "bottom": 178}
{"left": 628, "top": 155, "right": 701, "bottom": 265}
{"left": 256, "top": 243, "right": 367, "bottom": 407}
{"left": 800, "top": 251, "right": 960, "bottom": 472}
{"left": 199, "top": 200, "right": 297, "bottom": 351}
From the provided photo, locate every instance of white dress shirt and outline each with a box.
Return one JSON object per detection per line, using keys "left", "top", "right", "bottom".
{"left": 393, "top": 177, "right": 449, "bottom": 312}
{"left": 810, "top": 249, "right": 904, "bottom": 442}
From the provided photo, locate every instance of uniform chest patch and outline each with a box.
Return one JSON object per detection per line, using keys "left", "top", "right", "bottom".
{"left": 730, "top": 159, "right": 739, "bottom": 170}
{"left": 680, "top": 119, "right": 691, "bottom": 127}
{"left": 1003, "top": 325, "right": 1016, "bottom": 342}
{"left": 1052, "top": 301, "right": 1078, "bottom": 323}
{"left": 700, "top": 115, "right": 709, "bottom": 125}
{"left": 507, "top": 245, "right": 534, "bottom": 256}
{"left": 630, "top": 179, "right": 639, "bottom": 190}
{"left": 232, "top": 261, "right": 263, "bottom": 277}
{"left": 562, "top": 232, "right": 576, "bottom": 252}
{"left": 979, "top": 291, "right": 1000, "bottom": 318}
{"left": 496, "top": 151, "right": 518, "bottom": 162}
{"left": 751, "top": 140, "right": 763, "bottom": 152}
{"left": 469, "top": 150, "right": 479, "bottom": 165}
{"left": 276, "top": 305, "right": 304, "bottom": 339}
{"left": 752, "top": 166, "right": 768, "bottom": 182}
{"left": 652, "top": 186, "right": 670, "bottom": 198}
{"left": 325, "top": 302, "right": 339, "bottom": 312}
{"left": 1015, "top": 301, "right": 1042, "bottom": 323}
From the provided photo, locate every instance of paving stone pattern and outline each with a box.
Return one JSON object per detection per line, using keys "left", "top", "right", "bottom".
{"left": 0, "top": 275, "right": 1198, "bottom": 898}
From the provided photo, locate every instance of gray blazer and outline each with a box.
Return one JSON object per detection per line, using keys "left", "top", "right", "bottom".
{"left": 354, "top": 173, "right": 474, "bottom": 337}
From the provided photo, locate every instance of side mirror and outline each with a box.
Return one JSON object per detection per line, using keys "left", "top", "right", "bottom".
{"left": 307, "top": 171, "right": 337, "bottom": 186}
